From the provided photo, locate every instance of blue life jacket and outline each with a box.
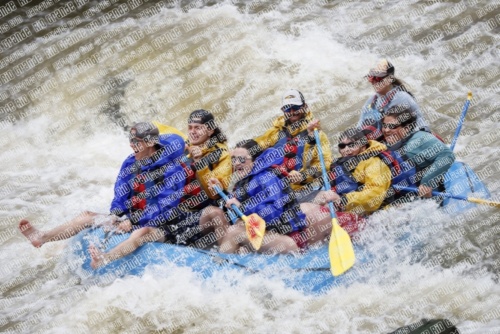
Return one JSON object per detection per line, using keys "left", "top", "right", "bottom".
{"left": 233, "top": 148, "right": 307, "bottom": 234}
{"left": 384, "top": 132, "right": 426, "bottom": 204}
{"left": 386, "top": 132, "right": 420, "bottom": 180}
{"left": 379, "top": 150, "right": 418, "bottom": 191}
{"left": 329, "top": 158, "right": 361, "bottom": 196}
{"left": 109, "top": 134, "right": 186, "bottom": 228}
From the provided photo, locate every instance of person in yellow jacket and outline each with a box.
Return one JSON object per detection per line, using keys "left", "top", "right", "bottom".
{"left": 255, "top": 89, "right": 332, "bottom": 199}
{"left": 314, "top": 127, "right": 392, "bottom": 216}
{"left": 171, "top": 109, "right": 232, "bottom": 248}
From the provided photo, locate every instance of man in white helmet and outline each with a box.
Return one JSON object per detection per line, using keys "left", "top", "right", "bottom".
{"left": 255, "top": 89, "right": 332, "bottom": 196}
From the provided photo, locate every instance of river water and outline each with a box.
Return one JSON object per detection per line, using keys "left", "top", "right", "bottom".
{"left": 1, "top": 0, "right": 499, "bottom": 333}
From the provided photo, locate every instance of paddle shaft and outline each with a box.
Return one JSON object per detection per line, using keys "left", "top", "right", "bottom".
{"left": 397, "top": 185, "right": 467, "bottom": 200}
{"left": 314, "top": 129, "right": 356, "bottom": 276}
{"left": 396, "top": 186, "right": 499, "bottom": 205}
{"left": 450, "top": 92, "right": 472, "bottom": 152}
{"left": 213, "top": 185, "right": 246, "bottom": 218}
{"left": 313, "top": 129, "right": 338, "bottom": 219}
{"left": 213, "top": 185, "right": 266, "bottom": 241}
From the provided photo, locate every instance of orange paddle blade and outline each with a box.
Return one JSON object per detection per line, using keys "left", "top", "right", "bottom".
{"left": 243, "top": 214, "right": 265, "bottom": 251}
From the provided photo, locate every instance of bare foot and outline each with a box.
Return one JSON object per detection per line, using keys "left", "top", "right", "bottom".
{"left": 19, "top": 220, "right": 45, "bottom": 248}
{"left": 89, "top": 244, "right": 106, "bottom": 269}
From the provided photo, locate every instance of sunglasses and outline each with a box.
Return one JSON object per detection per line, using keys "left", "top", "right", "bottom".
{"left": 282, "top": 105, "right": 303, "bottom": 113}
{"left": 381, "top": 122, "right": 401, "bottom": 129}
{"left": 367, "top": 76, "right": 387, "bottom": 83}
{"left": 231, "top": 156, "right": 251, "bottom": 164}
{"left": 338, "top": 142, "right": 359, "bottom": 149}
{"left": 129, "top": 137, "right": 144, "bottom": 145}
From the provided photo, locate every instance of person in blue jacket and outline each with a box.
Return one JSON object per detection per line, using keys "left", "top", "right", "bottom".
{"left": 217, "top": 140, "right": 309, "bottom": 254}
{"left": 358, "top": 59, "right": 430, "bottom": 132}
{"left": 19, "top": 123, "right": 187, "bottom": 268}
{"left": 382, "top": 106, "right": 455, "bottom": 199}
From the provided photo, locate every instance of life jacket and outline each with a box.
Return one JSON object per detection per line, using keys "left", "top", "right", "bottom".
{"left": 275, "top": 125, "right": 309, "bottom": 173}
{"left": 178, "top": 157, "right": 206, "bottom": 212}
{"left": 328, "top": 146, "right": 417, "bottom": 203}
{"left": 370, "top": 89, "right": 400, "bottom": 114}
{"left": 234, "top": 173, "right": 306, "bottom": 234}
{"left": 377, "top": 150, "right": 418, "bottom": 203}
{"left": 233, "top": 149, "right": 307, "bottom": 234}
{"left": 328, "top": 157, "right": 362, "bottom": 196}
{"left": 385, "top": 131, "right": 429, "bottom": 201}
{"left": 179, "top": 144, "right": 226, "bottom": 212}
{"left": 432, "top": 131, "right": 445, "bottom": 143}
{"left": 386, "top": 132, "right": 417, "bottom": 169}
{"left": 368, "top": 87, "right": 433, "bottom": 134}
{"left": 131, "top": 173, "right": 147, "bottom": 211}
{"left": 128, "top": 158, "right": 166, "bottom": 224}
{"left": 110, "top": 134, "right": 186, "bottom": 228}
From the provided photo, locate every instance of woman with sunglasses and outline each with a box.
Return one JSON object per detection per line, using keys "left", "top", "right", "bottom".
{"left": 255, "top": 89, "right": 332, "bottom": 198}
{"left": 173, "top": 109, "right": 232, "bottom": 248}
{"left": 314, "top": 127, "right": 392, "bottom": 218}
{"left": 358, "top": 59, "right": 430, "bottom": 133}
{"left": 381, "top": 106, "right": 455, "bottom": 199}
{"left": 19, "top": 123, "right": 188, "bottom": 267}
{"left": 216, "top": 140, "right": 309, "bottom": 254}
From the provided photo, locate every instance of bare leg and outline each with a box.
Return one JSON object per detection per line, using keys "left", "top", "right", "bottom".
{"left": 19, "top": 211, "right": 99, "bottom": 248}
{"left": 198, "top": 206, "right": 230, "bottom": 247}
{"left": 220, "top": 223, "right": 299, "bottom": 254}
{"left": 219, "top": 221, "right": 247, "bottom": 254}
{"left": 89, "top": 227, "right": 165, "bottom": 269}
{"left": 259, "top": 231, "right": 299, "bottom": 254}
{"left": 300, "top": 203, "right": 332, "bottom": 245}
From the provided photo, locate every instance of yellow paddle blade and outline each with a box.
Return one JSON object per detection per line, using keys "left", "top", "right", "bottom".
{"left": 243, "top": 214, "right": 266, "bottom": 251}
{"left": 468, "top": 197, "right": 500, "bottom": 208}
{"left": 329, "top": 218, "right": 355, "bottom": 276}
{"left": 153, "top": 121, "right": 188, "bottom": 140}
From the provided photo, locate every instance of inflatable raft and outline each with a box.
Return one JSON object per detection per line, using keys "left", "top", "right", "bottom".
{"left": 442, "top": 161, "right": 491, "bottom": 214}
{"left": 68, "top": 227, "right": 365, "bottom": 294}
{"left": 67, "top": 160, "right": 489, "bottom": 294}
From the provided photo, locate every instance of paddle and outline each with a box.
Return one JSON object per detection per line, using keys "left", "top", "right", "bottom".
{"left": 313, "top": 129, "right": 355, "bottom": 276}
{"left": 449, "top": 92, "right": 472, "bottom": 152}
{"left": 396, "top": 186, "right": 500, "bottom": 208}
{"left": 212, "top": 185, "right": 266, "bottom": 250}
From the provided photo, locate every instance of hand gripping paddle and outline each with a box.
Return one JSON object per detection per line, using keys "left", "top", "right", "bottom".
{"left": 213, "top": 185, "right": 266, "bottom": 250}
{"left": 314, "top": 129, "right": 355, "bottom": 276}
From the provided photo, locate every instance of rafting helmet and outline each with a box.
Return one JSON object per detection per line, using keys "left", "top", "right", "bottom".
{"left": 130, "top": 122, "right": 160, "bottom": 144}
